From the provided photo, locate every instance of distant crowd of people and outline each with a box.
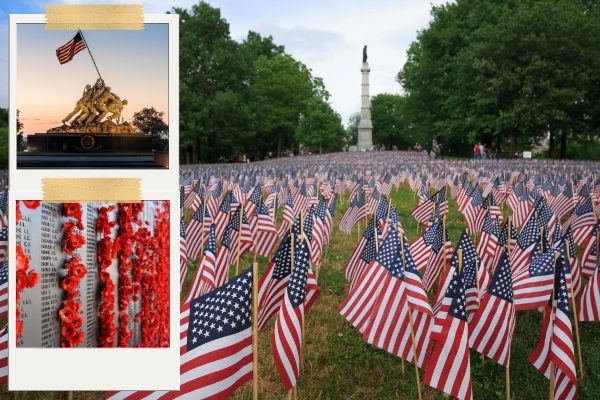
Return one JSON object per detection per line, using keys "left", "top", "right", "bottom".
{"left": 473, "top": 141, "right": 498, "bottom": 160}
{"left": 410, "top": 139, "right": 442, "bottom": 159}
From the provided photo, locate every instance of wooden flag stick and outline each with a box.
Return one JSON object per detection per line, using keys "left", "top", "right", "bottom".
{"left": 374, "top": 217, "right": 379, "bottom": 253}
{"left": 67, "top": 392, "right": 73, "bottom": 400}
{"left": 252, "top": 261, "right": 259, "bottom": 400}
{"left": 549, "top": 362, "right": 555, "bottom": 400}
{"left": 235, "top": 204, "right": 244, "bottom": 275}
{"left": 400, "top": 236, "right": 422, "bottom": 400}
{"left": 507, "top": 217, "right": 512, "bottom": 254}
{"left": 566, "top": 240, "right": 584, "bottom": 382}
{"left": 199, "top": 182, "right": 208, "bottom": 257}
{"left": 505, "top": 365, "right": 511, "bottom": 400}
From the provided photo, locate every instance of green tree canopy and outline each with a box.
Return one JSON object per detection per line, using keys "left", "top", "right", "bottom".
{"left": 132, "top": 107, "right": 169, "bottom": 150}
{"left": 174, "top": 1, "right": 335, "bottom": 162}
{"left": 295, "top": 99, "right": 345, "bottom": 153}
{"left": 398, "top": 0, "right": 600, "bottom": 158}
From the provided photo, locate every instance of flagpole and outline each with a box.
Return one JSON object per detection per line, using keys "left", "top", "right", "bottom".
{"left": 505, "top": 364, "right": 511, "bottom": 400}
{"left": 287, "top": 231, "right": 296, "bottom": 400}
{"left": 77, "top": 30, "right": 103, "bottom": 81}
{"left": 252, "top": 260, "right": 259, "bottom": 400}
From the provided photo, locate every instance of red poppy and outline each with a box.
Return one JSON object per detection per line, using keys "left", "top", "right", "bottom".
{"left": 22, "top": 200, "right": 41, "bottom": 209}
{"left": 61, "top": 275, "right": 78, "bottom": 293}
{"left": 15, "top": 202, "right": 21, "bottom": 224}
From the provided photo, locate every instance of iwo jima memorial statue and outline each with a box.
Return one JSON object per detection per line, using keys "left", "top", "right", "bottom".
{"left": 19, "top": 30, "right": 166, "bottom": 168}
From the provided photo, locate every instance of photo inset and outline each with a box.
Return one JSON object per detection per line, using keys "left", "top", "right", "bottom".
{"left": 15, "top": 200, "right": 170, "bottom": 348}
{"left": 16, "top": 24, "right": 169, "bottom": 168}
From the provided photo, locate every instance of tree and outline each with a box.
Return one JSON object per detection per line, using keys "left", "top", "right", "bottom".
{"left": 250, "top": 54, "right": 315, "bottom": 156}
{"left": 295, "top": 99, "right": 345, "bottom": 153}
{"left": 398, "top": 0, "right": 600, "bottom": 158}
{"left": 346, "top": 112, "right": 360, "bottom": 147}
{"left": 16, "top": 109, "right": 24, "bottom": 151}
{"left": 371, "top": 94, "right": 409, "bottom": 149}
{"left": 132, "top": 107, "right": 169, "bottom": 150}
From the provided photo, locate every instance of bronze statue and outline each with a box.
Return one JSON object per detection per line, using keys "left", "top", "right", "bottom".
{"left": 363, "top": 45, "right": 367, "bottom": 63}
{"left": 49, "top": 77, "right": 134, "bottom": 134}
{"left": 62, "top": 84, "right": 93, "bottom": 124}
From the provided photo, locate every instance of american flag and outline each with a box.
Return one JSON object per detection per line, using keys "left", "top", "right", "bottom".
{"left": 184, "top": 224, "right": 217, "bottom": 303}
{"left": 207, "top": 180, "right": 222, "bottom": 219}
{"left": 509, "top": 215, "right": 539, "bottom": 275}
{"left": 226, "top": 205, "right": 254, "bottom": 267}
{"left": 310, "top": 197, "right": 327, "bottom": 265}
{"left": 257, "top": 234, "right": 293, "bottom": 329}
{"left": 56, "top": 31, "right": 87, "bottom": 64}
{"left": 180, "top": 217, "right": 188, "bottom": 291}
{"left": 476, "top": 214, "right": 501, "bottom": 274}
{"left": 214, "top": 191, "right": 237, "bottom": 239}
{"left": 183, "top": 181, "right": 204, "bottom": 212}
{"left": 272, "top": 239, "right": 311, "bottom": 390}
{"left": 431, "top": 232, "right": 478, "bottom": 339}
{"left": 323, "top": 193, "right": 337, "bottom": 244}
{"left": 0, "top": 261, "right": 6, "bottom": 321}
{"left": 361, "top": 226, "right": 433, "bottom": 369}
{"left": 528, "top": 255, "right": 577, "bottom": 400}
{"left": 468, "top": 252, "right": 515, "bottom": 367}
{"left": 105, "top": 269, "right": 254, "bottom": 400}
{"left": 565, "top": 197, "right": 596, "bottom": 245}
{"left": 463, "top": 185, "right": 485, "bottom": 235}
{"left": 551, "top": 183, "right": 574, "bottom": 218}
{"left": 0, "top": 227, "right": 7, "bottom": 263}
{"left": 344, "top": 217, "right": 379, "bottom": 291}
{"left": 579, "top": 257, "right": 600, "bottom": 321}
{"left": 513, "top": 249, "right": 557, "bottom": 310}
{"left": 424, "top": 264, "right": 473, "bottom": 400}
{"left": 581, "top": 222, "right": 599, "bottom": 278}
{"left": 185, "top": 204, "right": 212, "bottom": 261}
{"left": 278, "top": 192, "right": 296, "bottom": 237}
{"left": 0, "top": 326, "right": 6, "bottom": 385}
{"left": 411, "top": 217, "right": 452, "bottom": 292}
{"left": 253, "top": 201, "right": 278, "bottom": 257}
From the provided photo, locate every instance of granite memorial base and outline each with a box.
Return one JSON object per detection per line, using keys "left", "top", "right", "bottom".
{"left": 18, "top": 132, "right": 166, "bottom": 168}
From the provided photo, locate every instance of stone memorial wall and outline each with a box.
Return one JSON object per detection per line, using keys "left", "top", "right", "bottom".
{"left": 17, "top": 202, "right": 162, "bottom": 347}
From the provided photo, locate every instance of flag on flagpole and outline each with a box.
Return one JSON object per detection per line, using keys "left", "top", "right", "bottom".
{"left": 56, "top": 31, "right": 87, "bottom": 64}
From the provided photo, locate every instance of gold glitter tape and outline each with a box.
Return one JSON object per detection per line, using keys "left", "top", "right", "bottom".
{"left": 42, "top": 178, "right": 141, "bottom": 201}
{"left": 45, "top": 4, "right": 144, "bottom": 30}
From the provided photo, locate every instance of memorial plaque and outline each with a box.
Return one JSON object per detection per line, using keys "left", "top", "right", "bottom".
{"left": 17, "top": 202, "right": 165, "bottom": 347}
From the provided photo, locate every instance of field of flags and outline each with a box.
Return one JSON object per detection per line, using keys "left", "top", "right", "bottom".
{"left": 2, "top": 152, "right": 600, "bottom": 399}
{"left": 171, "top": 152, "right": 600, "bottom": 400}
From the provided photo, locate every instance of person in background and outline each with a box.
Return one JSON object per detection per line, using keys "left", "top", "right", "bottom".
{"left": 473, "top": 141, "right": 481, "bottom": 160}
{"left": 479, "top": 142, "right": 485, "bottom": 160}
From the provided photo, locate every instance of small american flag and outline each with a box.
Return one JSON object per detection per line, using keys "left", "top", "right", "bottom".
{"left": 0, "top": 227, "right": 7, "bottom": 263}
{"left": 528, "top": 254, "right": 577, "bottom": 400}
{"left": 272, "top": 239, "right": 311, "bottom": 389}
{"left": 184, "top": 224, "right": 217, "bottom": 303}
{"left": 513, "top": 249, "right": 557, "bottom": 310}
{"left": 0, "top": 326, "right": 6, "bottom": 385}
{"left": 0, "top": 262, "right": 7, "bottom": 321}
{"left": 180, "top": 217, "right": 188, "bottom": 291}
{"left": 468, "top": 252, "right": 515, "bottom": 366}
{"left": 424, "top": 265, "right": 473, "bottom": 400}
{"left": 56, "top": 31, "right": 87, "bottom": 64}
{"left": 579, "top": 255, "right": 600, "bottom": 321}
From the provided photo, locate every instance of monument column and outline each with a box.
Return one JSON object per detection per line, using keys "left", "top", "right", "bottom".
{"left": 357, "top": 46, "right": 373, "bottom": 151}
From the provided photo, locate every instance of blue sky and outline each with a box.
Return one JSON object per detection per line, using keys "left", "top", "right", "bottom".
{"left": 1, "top": 0, "right": 448, "bottom": 125}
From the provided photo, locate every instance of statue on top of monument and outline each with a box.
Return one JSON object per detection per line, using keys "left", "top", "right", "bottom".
{"left": 57, "top": 77, "right": 131, "bottom": 132}
{"left": 363, "top": 45, "right": 367, "bottom": 63}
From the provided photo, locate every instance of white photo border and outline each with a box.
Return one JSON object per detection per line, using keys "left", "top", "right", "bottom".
{"left": 8, "top": 14, "right": 180, "bottom": 391}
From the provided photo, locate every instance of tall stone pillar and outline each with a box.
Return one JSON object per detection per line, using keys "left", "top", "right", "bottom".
{"left": 357, "top": 61, "right": 373, "bottom": 151}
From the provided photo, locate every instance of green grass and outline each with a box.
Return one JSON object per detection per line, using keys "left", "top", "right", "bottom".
{"left": 3, "top": 184, "right": 599, "bottom": 399}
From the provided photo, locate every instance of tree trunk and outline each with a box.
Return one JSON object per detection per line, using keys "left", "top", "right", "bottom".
{"left": 548, "top": 131, "right": 554, "bottom": 159}
{"left": 277, "top": 132, "right": 282, "bottom": 157}
{"left": 319, "top": 141, "right": 323, "bottom": 154}
{"left": 509, "top": 128, "right": 518, "bottom": 159}
{"left": 560, "top": 131, "right": 567, "bottom": 159}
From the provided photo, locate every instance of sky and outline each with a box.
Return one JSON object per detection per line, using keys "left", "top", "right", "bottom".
{"left": 0, "top": 0, "right": 448, "bottom": 128}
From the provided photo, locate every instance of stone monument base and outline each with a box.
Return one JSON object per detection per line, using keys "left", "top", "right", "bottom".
{"left": 26, "top": 131, "right": 153, "bottom": 153}
{"left": 18, "top": 132, "right": 165, "bottom": 168}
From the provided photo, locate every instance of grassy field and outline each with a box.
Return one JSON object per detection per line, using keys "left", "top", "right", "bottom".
{"left": 3, "top": 184, "right": 599, "bottom": 399}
